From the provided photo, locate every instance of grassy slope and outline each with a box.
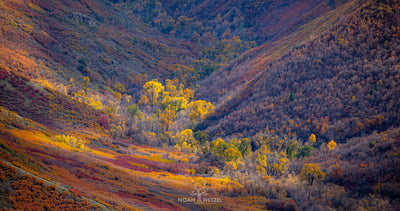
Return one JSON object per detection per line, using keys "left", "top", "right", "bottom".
{"left": 0, "top": 105, "right": 261, "bottom": 210}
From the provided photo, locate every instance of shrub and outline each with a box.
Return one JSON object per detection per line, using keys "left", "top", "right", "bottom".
{"left": 52, "top": 135, "right": 84, "bottom": 149}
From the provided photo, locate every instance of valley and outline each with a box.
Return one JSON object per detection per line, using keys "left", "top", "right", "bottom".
{"left": 0, "top": 0, "right": 399, "bottom": 210}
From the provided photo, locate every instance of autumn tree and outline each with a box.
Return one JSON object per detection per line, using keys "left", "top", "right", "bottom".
{"left": 127, "top": 103, "right": 143, "bottom": 120}
{"left": 296, "top": 145, "right": 314, "bottom": 158}
{"left": 53, "top": 135, "right": 84, "bottom": 149}
{"left": 224, "top": 146, "right": 242, "bottom": 162}
{"left": 230, "top": 138, "right": 252, "bottom": 156}
{"left": 88, "top": 97, "right": 102, "bottom": 110}
{"left": 158, "top": 131, "right": 174, "bottom": 145}
{"left": 83, "top": 77, "right": 90, "bottom": 91}
{"left": 287, "top": 140, "right": 300, "bottom": 159}
{"left": 164, "top": 78, "right": 179, "bottom": 97}
{"left": 140, "top": 79, "right": 164, "bottom": 106}
{"left": 211, "top": 138, "right": 229, "bottom": 158}
{"left": 187, "top": 100, "right": 214, "bottom": 123}
{"left": 327, "top": 140, "right": 337, "bottom": 150}
{"left": 162, "top": 78, "right": 193, "bottom": 112}
{"left": 160, "top": 108, "right": 176, "bottom": 132}
{"left": 114, "top": 82, "right": 126, "bottom": 93}
{"left": 177, "top": 83, "right": 194, "bottom": 101}
{"left": 299, "top": 163, "right": 325, "bottom": 185}
{"left": 309, "top": 134, "right": 316, "bottom": 144}
{"left": 211, "top": 138, "right": 243, "bottom": 162}
{"left": 174, "top": 129, "right": 199, "bottom": 153}
{"left": 127, "top": 104, "right": 139, "bottom": 117}
{"left": 254, "top": 145, "right": 289, "bottom": 177}
{"left": 194, "top": 130, "right": 209, "bottom": 145}
{"left": 161, "top": 96, "right": 187, "bottom": 113}
{"left": 238, "top": 138, "right": 252, "bottom": 156}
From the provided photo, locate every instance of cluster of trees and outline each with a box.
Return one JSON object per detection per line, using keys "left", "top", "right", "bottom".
{"left": 120, "top": 76, "right": 352, "bottom": 209}
{"left": 52, "top": 135, "right": 85, "bottom": 149}
{"left": 210, "top": 128, "right": 399, "bottom": 210}
{"left": 109, "top": 0, "right": 260, "bottom": 82}
{"left": 115, "top": 0, "right": 340, "bottom": 84}
{"left": 0, "top": 70, "right": 114, "bottom": 132}
{"left": 211, "top": 137, "right": 251, "bottom": 163}
{"left": 0, "top": 0, "right": 257, "bottom": 96}
{"left": 320, "top": 128, "right": 400, "bottom": 199}
{"left": 134, "top": 0, "right": 334, "bottom": 43}
{"left": 127, "top": 78, "right": 214, "bottom": 151}
{"left": 217, "top": 129, "right": 323, "bottom": 179}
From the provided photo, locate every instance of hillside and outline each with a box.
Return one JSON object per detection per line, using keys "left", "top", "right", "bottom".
{"left": 0, "top": 0, "right": 204, "bottom": 89}
{"left": 0, "top": 0, "right": 352, "bottom": 90}
{"left": 0, "top": 105, "right": 247, "bottom": 210}
{"left": 197, "top": 0, "right": 400, "bottom": 142}
{"left": 0, "top": 0, "right": 400, "bottom": 210}
{"left": 143, "top": 0, "right": 338, "bottom": 43}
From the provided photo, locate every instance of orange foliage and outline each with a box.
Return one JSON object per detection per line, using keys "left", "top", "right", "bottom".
{"left": 0, "top": 161, "right": 94, "bottom": 210}
{"left": 0, "top": 46, "right": 41, "bottom": 79}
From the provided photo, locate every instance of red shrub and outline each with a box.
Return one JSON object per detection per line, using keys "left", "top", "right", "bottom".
{"left": 98, "top": 114, "right": 110, "bottom": 130}
{"left": 0, "top": 69, "right": 10, "bottom": 80}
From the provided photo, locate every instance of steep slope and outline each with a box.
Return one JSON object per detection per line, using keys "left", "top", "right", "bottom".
{"left": 0, "top": 0, "right": 354, "bottom": 91}
{"left": 197, "top": 0, "right": 400, "bottom": 143}
{"left": 150, "top": 0, "right": 348, "bottom": 43}
{"left": 0, "top": 0, "right": 196, "bottom": 88}
{"left": 195, "top": 0, "right": 361, "bottom": 104}
{"left": 94, "top": 0, "right": 353, "bottom": 83}
{"left": 0, "top": 69, "right": 104, "bottom": 131}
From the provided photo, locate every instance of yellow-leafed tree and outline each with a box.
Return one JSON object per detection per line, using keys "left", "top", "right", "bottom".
{"left": 299, "top": 163, "right": 325, "bottom": 185}
{"left": 187, "top": 100, "right": 214, "bottom": 122}
{"left": 327, "top": 140, "right": 337, "bottom": 150}
{"left": 309, "top": 133, "right": 316, "bottom": 144}
{"left": 211, "top": 138, "right": 229, "bottom": 157}
{"left": 141, "top": 80, "right": 164, "bottom": 106}
{"left": 160, "top": 108, "right": 176, "bottom": 132}
{"left": 161, "top": 96, "right": 187, "bottom": 113}
{"left": 165, "top": 78, "right": 179, "bottom": 97}
{"left": 224, "top": 147, "right": 242, "bottom": 162}
{"left": 174, "top": 129, "right": 199, "bottom": 153}
{"left": 89, "top": 97, "right": 102, "bottom": 110}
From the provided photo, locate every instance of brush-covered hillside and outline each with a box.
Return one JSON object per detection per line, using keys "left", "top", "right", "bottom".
{"left": 0, "top": 0, "right": 198, "bottom": 87}
{"left": 0, "top": 0, "right": 400, "bottom": 210}
{"left": 0, "top": 0, "right": 352, "bottom": 88}
{"left": 197, "top": 0, "right": 400, "bottom": 142}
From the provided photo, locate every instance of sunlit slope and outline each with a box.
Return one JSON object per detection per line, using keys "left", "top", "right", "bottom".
{"left": 0, "top": 0, "right": 195, "bottom": 87}
{"left": 0, "top": 105, "right": 274, "bottom": 210}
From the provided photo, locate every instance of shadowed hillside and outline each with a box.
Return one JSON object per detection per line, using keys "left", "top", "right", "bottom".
{"left": 197, "top": 0, "right": 400, "bottom": 143}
